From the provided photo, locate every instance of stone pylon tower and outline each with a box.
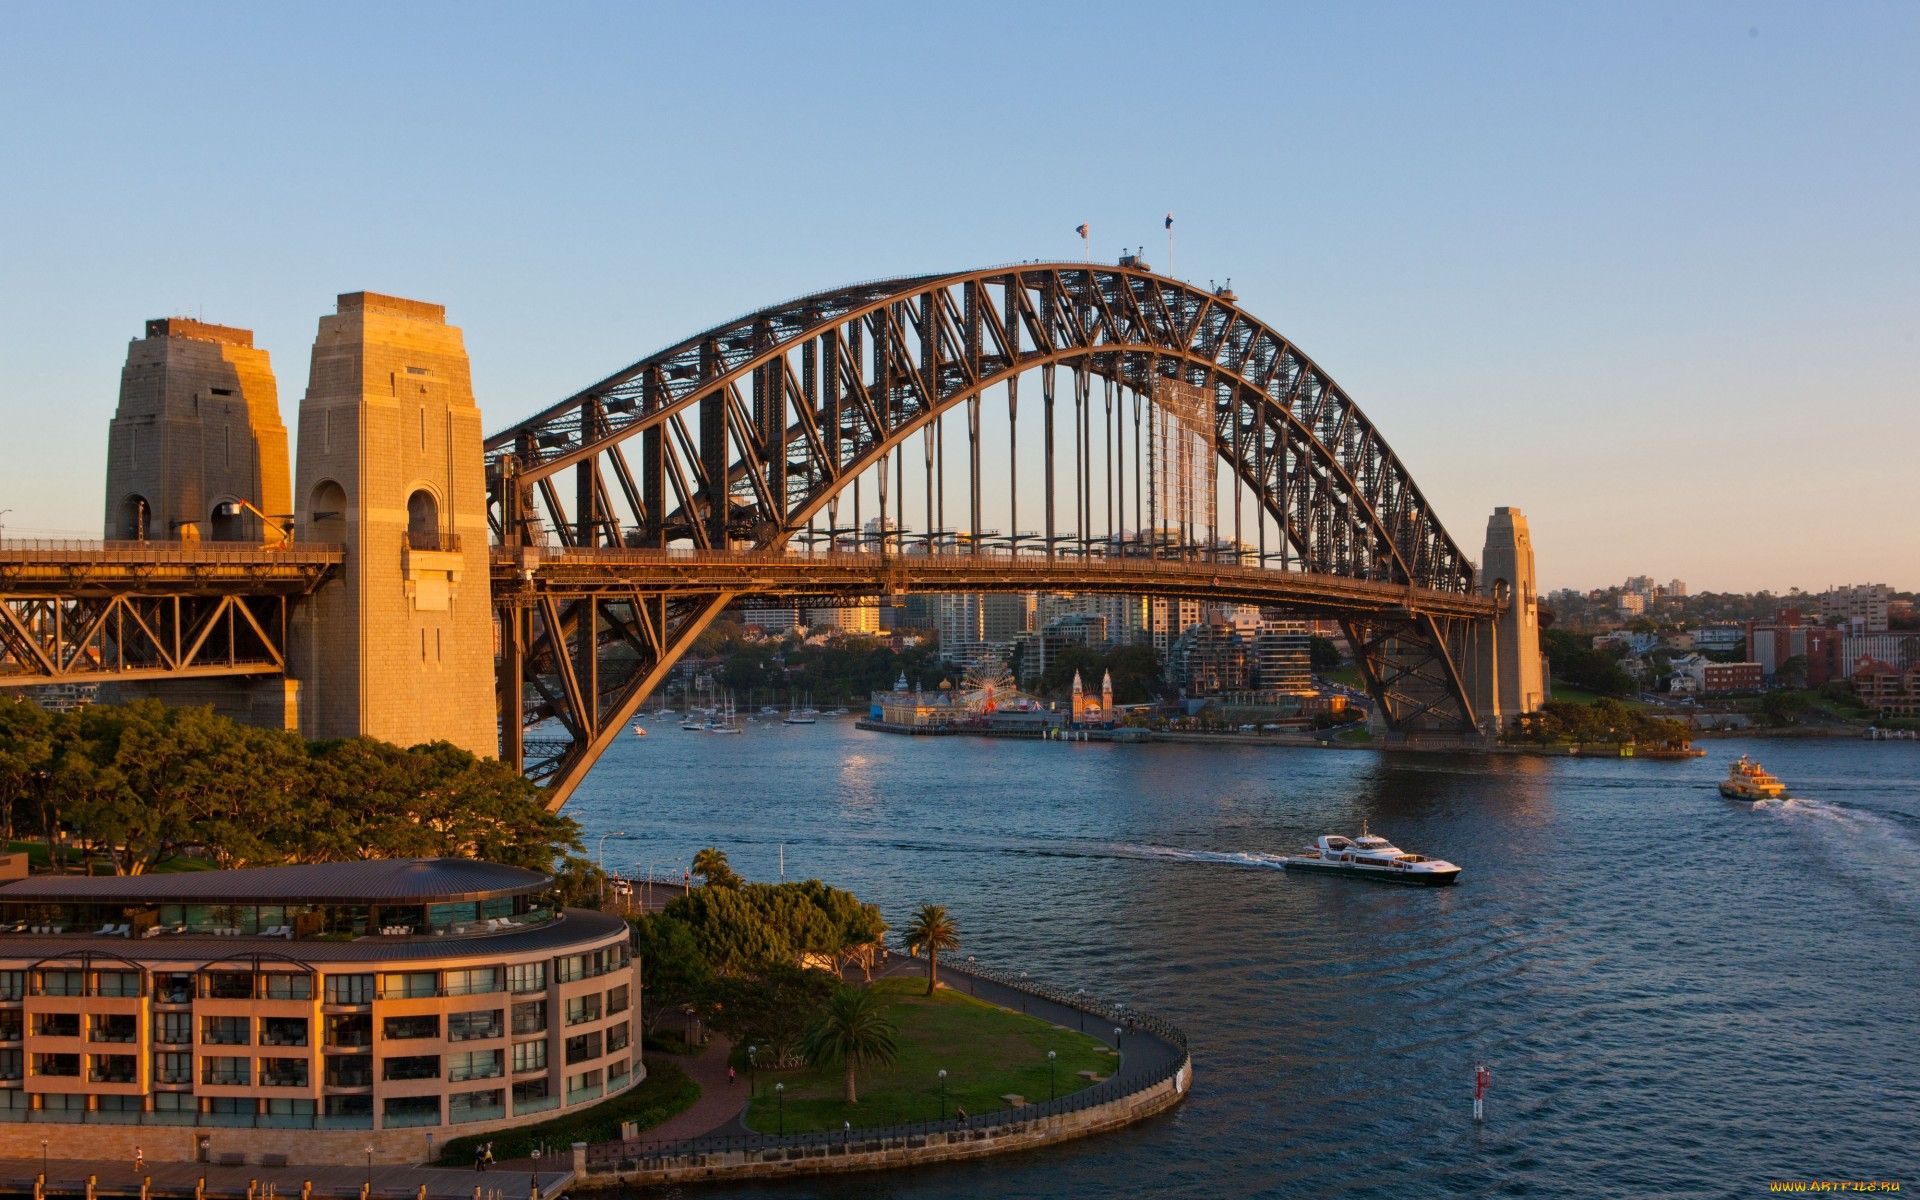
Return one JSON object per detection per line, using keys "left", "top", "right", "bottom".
{"left": 289, "top": 293, "right": 496, "bottom": 757}
{"left": 1101, "top": 669, "right": 1113, "bottom": 716}
{"left": 1465, "top": 506, "right": 1545, "bottom": 734}
{"left": 103, "top": 318, "right": 291, "bottom": 543}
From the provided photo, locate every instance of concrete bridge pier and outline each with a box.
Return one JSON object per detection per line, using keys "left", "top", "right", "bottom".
{"left": 1459, "top": 506, "right": 1546, "bottom": 736}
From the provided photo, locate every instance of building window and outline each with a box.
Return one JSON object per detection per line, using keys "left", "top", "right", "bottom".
{"left": 608, "top": 1055, "right": 631, "bottom": 1089}
{"left": 326, "top": 1013, "right": 372, "bottom": 1047}
{"left": 444, "top": 967, "right": 502, "bottom": 996}
{"left": 511, "top": 1000, "right": 547, "bottom": 1035}
{"left": 153, "top": 973, "right": 194, "bottom": 1005}
{"left": 261, "top": 1017, "right": 309, "bottom": 1047}
{"left": 202, "top": 1096, "right": 253, "bottom": 1116}
{"left": 97, "top": 1094, "right": 143, "bottom": 1113}
{"left": 447, "top": 1049, "right": 503, "bottom": 1083}
{"left": 555, "top": 954, "right": 587, "bottom": 984}
{"left": 566, "top": 1068, "right": 604, "bottom": 1104}
{"left": 448, "top": 1010, "right": 503, "bottom": 1042}
{"left": 202, "top": 1016, "right": 249, "bottom": 1046}
{"left": 152, "top": 1092, "right": 193, "bottom": 1112}
{"left": 563, "top": 1031, "right": 602, "bottom": 1066}
{"left": 93, "top": 970, "right": 142, "bottom": 997}
{"left": 35, "top": 970, "right": 84, "bottom": 997}
{"left": 325, "top": 1055, "right": 373, "bottom": 1088}
{"left": 0, "top": 970, "right": 25, "bottom": 1001}
{"left": 154, "top": 1012, "right": 192, "bottom": 1045}
{"left": 260, "top": 1058, "right": 309, "bottom": 1087}
{"left": 512, "top": 1077, "right": 553, "bottom": 1115}
{"left": 203, "top": 972, "right": 254, "bottom": 1000}
{"left": 32, "top": 1013, "right": 78, "bottom": 1038}
{"left": 0, "top": 1010, "right": 22, "bottom": 1042}
{"left": 380, "top": 971, "right": 438, "bottom": 999}
{"left": 262, "top": 974, "right": 313, "bottom": 1001}
{"left": 606, "top": 1022, "right": 629, "bottom": 1054}
{"left": 383, "top": 1015, "right": 439, "bottom": 1040}
{"left": 325, "top": 974, "right": 375, "bottom": 1005}
{"left": 607, "top": 983, "right": 630, "bottom": 1014}
{"left": 153, "top": 1051, "right": 192, "bottom": 1084}
{"left": 508, "top": 962, "right": 547, "bottom": 994}
{"left": 265, "top": 1097, "right": 316, "bottom": 1118}
{"left": 326, "top": 1095, "right": 373, "bottom": 1118}
{"left": 201, "top": 1056, "right": 250, "bottom": 1086}
{"left": 88, "top": 1053, "right": 136, "bottom": 1083}
{"left": 40, "top": 1092, "right": 86, "bottom": 1111}
{"left": 0, "top": 1049, "right": 22, "bottom": 1081}
{"left": 512, "top": 1039, "right": 546, "bottom": 1074}
{"left": 450, "top": 1088, "right": 505, "bottom": 1124}
{"left": 565, "top": 994, "right": 602, "bottom": 1026}
{"left": 89, "top": 1014, "right": 137, "bottom": 1043}
{"left": 382, "top": 1054, "right": 440, "bottom": 1082}
{"left": 382, "top": 1094, "right": 440, "bottom": 1128}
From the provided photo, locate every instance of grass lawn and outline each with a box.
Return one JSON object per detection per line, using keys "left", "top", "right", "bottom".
{"left": 436, "top": 1060, "right": 697, "bottom": 1164}
{"left": 1326, "top": 666, "right": 1364, "bottom": 689}
{"left": 743, "top": 977, "right": 1112, "bottom": 1133}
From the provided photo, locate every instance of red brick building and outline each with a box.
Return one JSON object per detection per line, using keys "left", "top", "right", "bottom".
{"left": 1702, "top": 662, "right": 1763, "bottom": 693}
{"left": 1852, "top": 657, "right": 1920, "bottom": 718}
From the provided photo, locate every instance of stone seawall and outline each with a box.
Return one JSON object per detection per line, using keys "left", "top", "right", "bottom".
{"left": 573, "top": 1056, "right": 1191, "bottom": 1189}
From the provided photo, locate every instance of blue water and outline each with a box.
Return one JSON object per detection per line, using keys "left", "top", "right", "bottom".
{"left": 575, "top": 723, "right": 1920, "bottom": 1198}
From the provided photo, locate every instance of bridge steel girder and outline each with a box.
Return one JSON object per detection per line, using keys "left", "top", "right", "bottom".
{"left": 485, "top": 265, "right": 1487, "bottom": 806}
{"left": 0, "top": 546, "right": 341, "bottom": 688}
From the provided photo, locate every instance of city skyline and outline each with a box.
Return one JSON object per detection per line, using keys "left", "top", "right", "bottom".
{"left": 3, "top": 3, "right": 1916, "bottom": 593}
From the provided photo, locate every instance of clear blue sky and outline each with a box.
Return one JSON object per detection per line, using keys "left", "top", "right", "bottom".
{"left": 2, "top": 2, "right": 1913, "bottom": 592}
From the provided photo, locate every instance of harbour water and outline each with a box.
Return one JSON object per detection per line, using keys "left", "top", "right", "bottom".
{"left": 575, "top": 723, "right": 1920, "bottom": 1198}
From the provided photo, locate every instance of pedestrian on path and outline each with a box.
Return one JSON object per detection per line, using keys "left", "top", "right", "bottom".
{"left": 728, "top": 1066, "right": 736, "bottom": 1085}
{"left": 484, "top": 1142, "right": 495, "bottom": 1171}
{"left": 475, "top": 1145, "right": 486, "bottom": 1172}
{"left": 133, "top": 1147, "right": 144, "bottom": 1174}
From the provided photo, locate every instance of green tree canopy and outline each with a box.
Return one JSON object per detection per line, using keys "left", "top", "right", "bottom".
{"left": 800, "top": 984, "right": 899, "bottom": 1104}
{"left": 903, "top": 903, "right": 961, "bottom": 995}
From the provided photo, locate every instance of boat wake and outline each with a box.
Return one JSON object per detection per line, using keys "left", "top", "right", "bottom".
{"left": 1096, "top": 842, "right": 1293, "bottom": 870}
{"left": 1751, "top": 795, "right": 1920, "bottom": 914}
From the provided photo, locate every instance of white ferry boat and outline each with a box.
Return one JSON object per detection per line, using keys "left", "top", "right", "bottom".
{"left": 1282, "top": 825, "right": 1461, "bottom": 886}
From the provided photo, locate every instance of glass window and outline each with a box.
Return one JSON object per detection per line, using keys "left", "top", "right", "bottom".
{"left": 512, "top": 1039, "right": 546, "bottom": 1073}
{"left": 324, "top": 973, "right": 375, "bottom": 1005}
{"left": 512, "top": 1077, "right": 551, "bottom": 1111}
{"left": 563, "top": 1031, "right": 602, "bottom": 1065}
{"left": 93, "top": 970, "right": 141, "bottom": 997}
{"left": 444, "top": 967, "right": 501, "bottom": 996}
{"left": 261, "top": 1017, "right": 309, "bottom": 1047}
{"left": 201, "top": 1056, "right": 250, "bottom": 1086}
{"left": 202, "top": 1096, "right": 253, "bottom": 1115}
{"left": 326, "top": 1095, "right": 373, "bottom": 1117}
{"left": 427, "top": 901, "right": 480, "bottom": 930}
{"left": 381, "top": 1095, "right": 440, "bottom": 1126}
{"left": 448, "top": 1010, "right": 503, "bottom": 1042}
{"left": 606, "top": 1022, "right": 629, "bottom": 1054}
{"left": 326, "top": 1014, "right": 372, "bottom": 1047}
{"left": 508, "top": 962, "right": 546, "bottom": 994}
{"left": 511, "top": 1000, "right": 547, "bottom": 1035}
{"left": 153, "top": 973, "right": 194, "bottom": 1005}
{"left": 381, "top": 1054, "right": 440, "bottom": 1081}
{"left": 201, "top": 1016, "right": 249, "bottom": 1045}
{"left": 554, "top": 954, "right": 587, "bottom": 984}
{"left": 447, "top": 1049, "right": 503, "bottom": 1082}
{"left": 88, "top": 1053, "right": 136, "bottom": 1083}
{"left": 325, "top": 1055, "right": 373, "bottom": 1088}
{"left": 35, "top": 969, "right": 84, "bottom": 997}
{"left": 0, "top": 970, "right": 24, "bottom": 1001}
{"left": 98, "top": 1093, "right": 142, "bottom": 1112}
{"left": 265, "top": 1097, "right": 315, "bottom": 1116}
{"left": 0, "top": 1010, "right": 22, "bottom": 1042}
{"left": 153, "top": 1051, "right": 192, "bottom": 1084}
{"left": 566, "top": 1068, "right": 604, "bottom": 1103}
{"left": 565, "top": 993, "right": 602, "bottom": 1026}
{"left": 383, "top": 1015, "right": 439, "bottom": 1040}
{"left": 607, "top": 984, "right": 630, "bottom": 1014}
{"left": 153, "top": 1091, "right": 194, "bottom": 1112}
{"left": 379, "top": 971, "right": 438, "bottom": 999}
{"left": 449, "top": 1088, "right": 505, "bottom": 1124}
{"left": 154, "top": 1012, "right": 192, "bottom": 1045}
{"left": 39, "top": 1092, "right": 86, "bottom": 1110}
{"left": 260, "top": 1057, "right": 309, "bottom": 1087}
{"left": 32, "top": 1012, "right": 78, "bottom": 1038}
{"left": 0, "top": 1049, "right": 21, "bottom": 1081}
{"left": 88, "top": 1014, "right": 137, "bottom": 1043}
{"left": 262, "top": 974, "right": 312, "bottom": 1001}
{"left": 32, "top": 1053, "right": 80, "bottom": 1078}
{"left": 202, "top": 972, "right": 253, "bottom": 1000}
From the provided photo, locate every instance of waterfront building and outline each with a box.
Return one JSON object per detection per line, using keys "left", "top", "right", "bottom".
{"left": 1746, "top": 610, "right": 1843, "bottom": 684}
{"left": 1016, "top": 613, "right": 1109, "bottom": 684}
{"left": 1169, "top": 623, "right": 1253, "bottom": 696}
{"left": 1701, "top": 661, "right": 1764, "bottom": 693}
{"left": 740, "top": 602, "right": 801, "bottom": 635}
{"left": 1694, "top": 625, "right": 1745, "bottom": 653}
{"left": 1840, "top": 632, "right": 1920, "bottom": 677}
{"left": 805, "top": 602, "right": 881, "bottom": 635}
{"left": 1851, "top": 657, "right": 1920, "bottom": 718}
{"left": 0, "top": 859, "right": 636, "bottom": 1165}
{"left": 1147, "top": 597, "right": 1204, "bottom": 658}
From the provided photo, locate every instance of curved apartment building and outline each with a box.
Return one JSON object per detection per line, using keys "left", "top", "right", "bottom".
{"left": 0, "top": 858, "right": 638, "bottom": 1166}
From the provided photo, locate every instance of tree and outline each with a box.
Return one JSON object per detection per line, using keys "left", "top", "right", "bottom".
{"left": 691, "top": 847, "right": 742, "bottom": 888}
{"left": 800, "top": 984, "right": 899, "bottom": 1105}
{"left": 0, "top": 697, "right": 53, "bottom": 847}
{"left": 706, "top": 964, "right": 835, "bottom": 1065}
{"left": 1308, "top": 636, "right": 1341, "bottom": 672}
{"left": 1777, "top": 654, "right": 1809, "bottom": 690}
{"left": 903, "top": 903, "right": 960, "bottom": 995}
{"left": 628, "top": 914, "right": 712, "bottom": 1037}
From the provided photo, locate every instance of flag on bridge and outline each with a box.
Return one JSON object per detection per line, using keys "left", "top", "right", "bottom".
{"left": 1075, "top": 223, "right": 1089, "bottom": 238}
{"left": 1165, "top": 212, "right": 1174, "bottom": 230}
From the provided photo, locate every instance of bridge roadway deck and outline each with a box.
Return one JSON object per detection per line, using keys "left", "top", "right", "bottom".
{"left": 499, "top": 548, "right": 1498, "bottom": 620}
{"left": 0, "top": 541, "right": 344, "bottom": 593}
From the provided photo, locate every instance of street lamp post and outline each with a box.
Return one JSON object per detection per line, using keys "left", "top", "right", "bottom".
{"left": 965, "top": 955, "right": 976, "bottom": 994}
{"left": 1114, "top": 1026, "right": 1123, "bottom": 1056}
{"left": 937, "top": 1068, "right": 948, "bottom": 1121}
{"left": 1047, "top": 1050, "right": 1057, "bottom": 1101}
{"left": 1018, "top": 971, "right": 1028, "bottom": 1014}
{"left": 364, "top": 1145, "right": 373, "bottom": 1195}
{"left": 775, "top": 1082, "right": 785, "bottom": 1136}
{"left": 747, "top": 1044, "right": 757, "bottom": 1097}
{"left": 40, "top": 1137, "right": 47, "bottom": 1175}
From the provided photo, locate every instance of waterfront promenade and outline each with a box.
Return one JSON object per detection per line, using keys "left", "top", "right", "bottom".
{"left": 0, "top": 1157, "right": 571, "bottom": 1200}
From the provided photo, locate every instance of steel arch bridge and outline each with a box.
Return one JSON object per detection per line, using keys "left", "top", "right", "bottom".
{"left": 486, "top": 263, "right": 1498, "bottom": 808}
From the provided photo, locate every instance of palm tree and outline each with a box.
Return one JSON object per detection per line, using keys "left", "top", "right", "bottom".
{"left": 903, "top": 903, "right": 960, "bottom": 995}
{"left": 800, "top": 984, "right": 898, "bottom": 1105}
{"left": 690, "top": 846, "right": 740, "bottom": 888}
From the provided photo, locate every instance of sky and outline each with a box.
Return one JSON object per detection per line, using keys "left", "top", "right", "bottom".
{"left": 1, "top": 2, "right": 1914, "bottom": 593}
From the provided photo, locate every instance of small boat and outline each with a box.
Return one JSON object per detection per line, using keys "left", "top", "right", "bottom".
{"left": 630, "top": 724, "right": 647, "bottom": 738}
{"left": 1719, "top": 754, "right": 1786, "bottom": 801}
{"left": 1281, "top": 824, "right": 1460, "bottom": 885}
{"left": 783, "top": 689, "right": 818, "bottom": 725}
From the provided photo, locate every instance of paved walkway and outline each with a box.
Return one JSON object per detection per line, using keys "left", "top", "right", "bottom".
{"left": 640, "top": 1032, "right": 747, "bottom": 1141}
{"left": 0, "top": 1157, "right": 570, "bottom": 1200}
